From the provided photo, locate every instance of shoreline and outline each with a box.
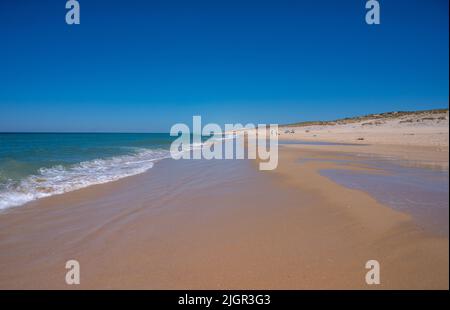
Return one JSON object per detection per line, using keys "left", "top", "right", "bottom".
{"left": 0, "top": 141, "right": 448, "bottom": 289}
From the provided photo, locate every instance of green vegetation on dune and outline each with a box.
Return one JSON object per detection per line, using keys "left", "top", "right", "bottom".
{"left": 283, "top": 108, "right": 449, "bottom": 127}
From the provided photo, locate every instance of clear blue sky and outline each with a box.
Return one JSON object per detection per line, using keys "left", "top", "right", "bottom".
{"left": 0, "top": 0, "right": 448, "bottom": 132}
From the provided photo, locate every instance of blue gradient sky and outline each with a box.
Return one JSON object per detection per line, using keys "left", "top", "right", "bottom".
{"left": 0, "top": 0, "right": 448, "bottom": 132}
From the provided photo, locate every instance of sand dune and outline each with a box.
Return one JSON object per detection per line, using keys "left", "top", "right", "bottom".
{"left": 280, "top": 109, "right": 449, "bottom": 149}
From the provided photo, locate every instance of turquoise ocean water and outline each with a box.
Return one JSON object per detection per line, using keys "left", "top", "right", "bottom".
{"left": 0, "top": 133, "right": 177, "bottom": 209}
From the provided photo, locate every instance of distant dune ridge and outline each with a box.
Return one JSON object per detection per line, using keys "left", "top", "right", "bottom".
{"left": 279, "top": 108, "right": 449, "bottom": 148}
{"left": 284, "top": 108, "right": 449, "bottom": 127}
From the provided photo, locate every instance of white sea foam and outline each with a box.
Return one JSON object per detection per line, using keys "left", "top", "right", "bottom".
{"left": 0, "top": 148, "right": 170, "bottom": 210}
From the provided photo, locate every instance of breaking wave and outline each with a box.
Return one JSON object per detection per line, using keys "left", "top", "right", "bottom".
{"left": 0, "top": 148, "right": 170, "bottom": 210}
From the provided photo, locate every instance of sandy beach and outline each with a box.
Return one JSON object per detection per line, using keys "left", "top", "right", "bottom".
{"left": 1, "top": 0, "right": 449, "bottom": 299}
{"left": 0, "top": 111, "right": 448, "bottom": 289}
{"left": 280, "top": 109, "right": 449, "bottom": 150}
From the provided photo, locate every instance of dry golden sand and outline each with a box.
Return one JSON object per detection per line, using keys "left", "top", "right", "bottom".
{"left": 0, "top": 142, "right": 447, "bottom": 289}
{"left": 280, "top": 109, "right": 449, "bottom": 149}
